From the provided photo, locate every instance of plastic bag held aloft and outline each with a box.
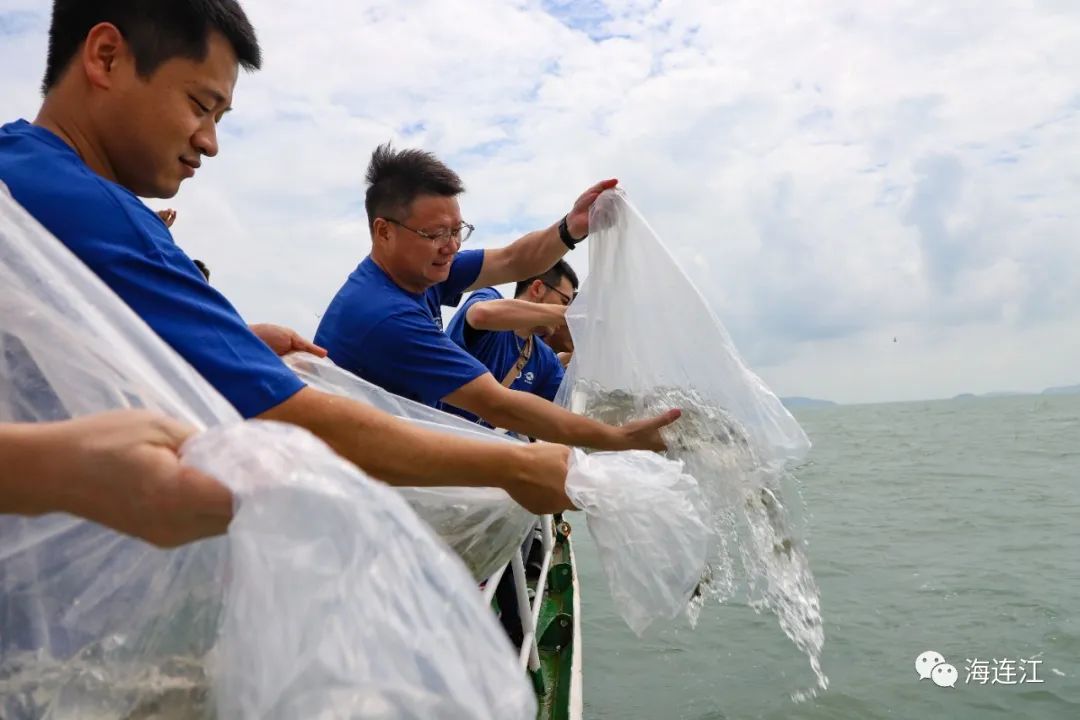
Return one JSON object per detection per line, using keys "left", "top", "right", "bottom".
{"left": 285, "top": 352, "right": 536, "bottom": 581}
{"left": 558, "top": 190, "right": 826, "bottom": 689}
{"left": 0, "top": 185, "right": 535, "bottom": 719}
{"left": 565, "top": 449, "right": 709, "bottom": 636}
{"left": 560, "top": 188, "right": 810, "bottom": 463}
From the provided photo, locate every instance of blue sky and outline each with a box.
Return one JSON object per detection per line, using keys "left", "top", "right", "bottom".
{"left": 3, "top": 0, "right": 1080, "bottom": 403}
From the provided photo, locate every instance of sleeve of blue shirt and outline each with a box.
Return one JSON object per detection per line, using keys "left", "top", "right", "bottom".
{"left": 535, "top": 341, "right": 566, "bottom": 402}
{"left": 65, "top": 211, "right": 305, "bottom": 418}
{"left": 453, "top": 286, "right": 503, "bottom": 347}
{"left": 360, "top": 309, "right": 490, "bottom": 406}
{"left": 439, "top": 249, "right": 486, "bottom": 307}
{"left": 98, "top": 243, "right": 305, "bottom": 418}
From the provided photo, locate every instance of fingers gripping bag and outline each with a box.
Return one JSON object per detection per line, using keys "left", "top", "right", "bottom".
{"left": 556, "top": 189, "right": 827, "bottom": 693}
{"left": 284, "top": 352, "right": 536, "bottom": 581}
{"left": 0, "top": 185, "right": 535, "bottom": 719}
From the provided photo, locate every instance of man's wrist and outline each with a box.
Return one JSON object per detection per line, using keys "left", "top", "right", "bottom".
{"left": 506, "top": 443, "right": 538, "bottom": 491}
{"left": 546, "top": 305, "right": 567, "bottom": 322}
{"left": 586, "top": 421, "right": 625, "bottom": 451}
{"left": 558, "top": 216, "right": 585, "bottom": 250}
{"left": 1, "top": 423, "right": 71, "bottom": 515}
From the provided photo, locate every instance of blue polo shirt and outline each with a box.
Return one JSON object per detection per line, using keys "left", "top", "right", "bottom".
{"left": 314, "top": 252, "right": 489, "bottom": 408}
{"left": 446, "top": 286, "right": 565, "bottom": 425}
{"left": 0, "top": 120, "right": 304, "bottom": 418}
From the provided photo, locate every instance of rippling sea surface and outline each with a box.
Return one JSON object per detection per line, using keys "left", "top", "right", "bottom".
{"left": 574, "top": 395, "right": 1080, "bottom": 719}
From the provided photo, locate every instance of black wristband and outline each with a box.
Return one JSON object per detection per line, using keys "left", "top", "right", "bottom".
{"left": 558, "top": 215, "right": 585, "bottom": 250}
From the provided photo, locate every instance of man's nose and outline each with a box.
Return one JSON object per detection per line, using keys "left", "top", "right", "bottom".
{"left": 192, "top": 120, "right": 219, "bottom": 158}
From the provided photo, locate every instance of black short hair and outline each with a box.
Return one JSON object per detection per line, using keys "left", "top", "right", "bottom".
{"left": 515, "top": 259, "right": 579, "bottom": 299}
{"left": 192, "top": 258, "right": 210, "bottom": 281}
{"left": 43, "top": 0, "right": 261, "bottom": 93}
{"left": 365, "top": 143, "right": 464, "bottom": 231}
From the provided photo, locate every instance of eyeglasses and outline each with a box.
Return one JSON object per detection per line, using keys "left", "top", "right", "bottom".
{"left": 383, "top": 217, "right": 475, "bottom": 248}
{"left": 541, "top": 281, "right": 576, "bottom": 306}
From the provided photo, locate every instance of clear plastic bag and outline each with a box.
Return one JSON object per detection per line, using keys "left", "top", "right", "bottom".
{"left": 0, "top": 185, "right": 535, "bottom": 719}
{"left": 565, "top": 449, "right": 709, "bottom": 636}
{"left": 186, "top": 422, "right": 534, "bottom": 720}
{"left": 284, "top": 353, "right": 536, "bottom": 581}
{"left": 557, "top": 189, "right": 826, "bottom": 689}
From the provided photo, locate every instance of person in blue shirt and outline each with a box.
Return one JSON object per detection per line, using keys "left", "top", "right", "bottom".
{"left": 0, "top": 0, "right": 575, "bottom": 528}
{"left": 316, "top": 145, "right": 681, "bottom": 451}
{"left": 445, "top": 260, "right": 579, "bottom": 426}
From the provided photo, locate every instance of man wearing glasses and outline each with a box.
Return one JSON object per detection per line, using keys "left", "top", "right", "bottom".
{"left": 444, "top": 260, "right": 578, "bottom": 428}
{"left": 315, "top": 145, "right": 680, "bottom": 452}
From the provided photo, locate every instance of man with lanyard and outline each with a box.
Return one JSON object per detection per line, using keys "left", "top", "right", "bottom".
{"left": 315, "top": 145, "right": 681, "bottom": 452}
{"left": 445, "top": 260, "right": 579, "bottom": 430}
{"left": 443, "top": 260, "right": 580, "bottom": 643}
{"left": 0, "top": 0, "right": 575, "bottom": 525}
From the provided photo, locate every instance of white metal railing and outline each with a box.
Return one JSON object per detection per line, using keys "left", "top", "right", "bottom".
{"left": 481, "top": 513, "right": 555, "bottom": 672}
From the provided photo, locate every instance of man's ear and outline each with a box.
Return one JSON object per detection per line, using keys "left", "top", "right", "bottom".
{"left": 530, "top": 279, "right": 545, "bottom": 299}
{"left": 371, "top": 218, "right": 392, "bottom": 246}
{"left": 82, "top": 23, "right": 128, "bottom": 90}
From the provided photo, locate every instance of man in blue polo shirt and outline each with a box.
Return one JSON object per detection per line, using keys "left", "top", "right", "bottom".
{"left": 315, "top": 145, "right": 681, "bottom": 451}
{"left": 445, "top": 260, "right": 579, "bottom": 426}
{"left": 0, "top": 0, "right": 575, "bottom": 526}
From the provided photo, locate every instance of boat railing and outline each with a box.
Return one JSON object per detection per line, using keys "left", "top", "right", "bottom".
{"left": 481, "top": 514, "right": 554, "bottom": 674}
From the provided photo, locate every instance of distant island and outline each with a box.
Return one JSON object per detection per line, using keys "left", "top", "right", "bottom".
{"left": 952, "top": 385, "right": 1080, "bottom": 400}
{"left": 1042, "top": 384, "right": 1080, "bottom": 396}
{"left": 781, "top": 396, "right": 837, "bottom": 409}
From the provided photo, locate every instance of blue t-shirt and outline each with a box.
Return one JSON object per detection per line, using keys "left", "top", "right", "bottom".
{"left": 0, "top": 120, "right": 304, "bottom": 418}
{"left": 446, "top": 287, "right": 565, "bottom": 425}
{"left": 314, "top": 253, "right": 489, "bottom": 408}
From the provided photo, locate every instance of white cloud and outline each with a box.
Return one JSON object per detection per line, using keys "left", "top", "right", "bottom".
{"left": 3, "top": 0, "right": 1080, "bottom": 403}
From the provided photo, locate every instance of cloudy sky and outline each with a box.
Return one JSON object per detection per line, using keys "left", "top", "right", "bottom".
{"left": 3, "top": 0, "right": 1080, "bottom": 404}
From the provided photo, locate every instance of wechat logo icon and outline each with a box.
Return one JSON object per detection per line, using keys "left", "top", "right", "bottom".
{"left": 916, "top": 650, "right": 958, "bottom": 688}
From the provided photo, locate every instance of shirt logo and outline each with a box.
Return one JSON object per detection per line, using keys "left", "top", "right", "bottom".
{"left": 524, "top": 371, "right": 535, "bottom": 384}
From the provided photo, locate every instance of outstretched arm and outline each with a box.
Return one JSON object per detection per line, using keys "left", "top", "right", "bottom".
{"left": 258, "top": 386, "right": 573, "bottom": 513}
{"left": 465, "top": 298, "right": 567, "bottom": 336}
{"left": 443, "top": 373, "right": 680, "bottom": 452}
{"left": 0, "top": 411, "right": 232, "bottom": 547}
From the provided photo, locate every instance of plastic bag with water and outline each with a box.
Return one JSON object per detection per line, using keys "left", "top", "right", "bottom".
{"left": 557, "top": 189, "right": 827, "bottom": 693}
{"left": 0, "top": 185, "right": 535, "bottom": 719}
{"left": 564, "top": 449, "right": 709, "bottom": 636}
{"left": 285, "top": 352, "right": 536, "bottom": 581}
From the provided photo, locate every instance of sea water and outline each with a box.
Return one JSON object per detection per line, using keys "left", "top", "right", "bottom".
{"left": 577, "top": 395, "right": 1080, "bottom": 719}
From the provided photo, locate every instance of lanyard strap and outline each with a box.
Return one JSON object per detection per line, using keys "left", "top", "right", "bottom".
{"left": 500, "top": 335, "right": 534, "bottom": 387}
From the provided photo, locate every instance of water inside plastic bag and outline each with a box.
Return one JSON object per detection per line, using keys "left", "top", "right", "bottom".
{"left": 285, "top": 352, "right": 536, "bottom": 581}
{"left": 559, "top": 189, "right": 827, "bottom": 696}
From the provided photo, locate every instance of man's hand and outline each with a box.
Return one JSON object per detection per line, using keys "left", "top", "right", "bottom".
{"left": 42, "top": 410, "right": 232, "bottom": 547}
{"left": 613, "top": 408, "right": 682, "bottom": 452}
{"left": 156, "top": 209, "right": 177, "bottom": 228}
{"left": 530, "top": 316, "right": 566, "bottom": 340}
{"left": 249, "top": 323, "right": 327, "bottom": 358}
{"left": 532, "top": 304, "right": 568, "bottom": 339}
{"left": 566, "top": 178, "right": 618, "bottom": 239}
{"left": 504, "top": 442, "right": 574, "bottom": 513}
{"left": 546, "top": 323, "right": 574, "bottom": 354}
{"left": 556, "top": 351, "right": 572, "bottom": 369}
